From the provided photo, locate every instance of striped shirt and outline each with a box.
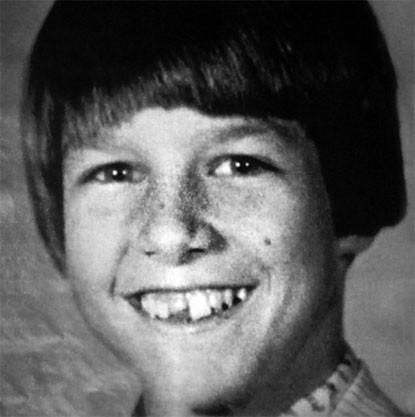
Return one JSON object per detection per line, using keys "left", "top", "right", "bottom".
{"left": 285, "top": 349, "right": 406, "bottom": 417}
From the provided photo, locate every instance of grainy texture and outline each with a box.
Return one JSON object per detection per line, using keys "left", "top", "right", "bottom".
{"left": 0, "top": 1, "right": 413, "bottom": 415}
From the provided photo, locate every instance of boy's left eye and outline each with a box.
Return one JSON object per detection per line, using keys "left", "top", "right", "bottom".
{"left": 211, "top": 155, "right": 278, "bottom": 177}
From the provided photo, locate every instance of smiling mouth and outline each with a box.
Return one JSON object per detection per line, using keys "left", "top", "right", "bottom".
{"left": 125, "top": 286, "right": 255, "bottom": 323}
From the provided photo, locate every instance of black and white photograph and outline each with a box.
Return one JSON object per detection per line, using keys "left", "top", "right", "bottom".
{"left": 1, "top": 1, "right": 413, "bottom": 416}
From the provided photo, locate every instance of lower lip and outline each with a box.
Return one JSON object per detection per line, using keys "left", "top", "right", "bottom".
{"left": 125, "top": 285, "right": 260, "bottom": 335}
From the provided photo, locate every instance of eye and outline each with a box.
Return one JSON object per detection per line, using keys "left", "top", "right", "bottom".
{"left": 212, "top": 155, "right": 278, "bottom": 177}
{"left": 88, "top": 163, "right": 144, "bottom": 184}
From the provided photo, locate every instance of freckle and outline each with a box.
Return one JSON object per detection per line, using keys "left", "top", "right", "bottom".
{"left": 264, "top": 238, "right": 271, "bottom": 246}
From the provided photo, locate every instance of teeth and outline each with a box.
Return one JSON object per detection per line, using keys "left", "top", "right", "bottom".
{"left": 141, "top": 294, "right": 157, "bottom": 318}
{"left": 136, "top": 286, "right": 252, "bottom": 322}
{"left": 168, "top": 292, "right": 187, "bottom": 315}
{"left": 187, "top": 291, "right": 212, "bottom": 321}
{"left": 223, "top": 289, "right": 233, "bottom": 308}
{"left": 155, "top": 299, "right": 169, "bottom": 319}
{"left": 207, "top": 290, "right": 223, "bottom": 312}
{"left": 236, "top": 287, "right": 248, "bottom": 302}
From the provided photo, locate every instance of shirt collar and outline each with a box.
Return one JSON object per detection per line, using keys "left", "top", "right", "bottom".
{"left": 282, "top": 349, "right": 361, "bottom": 417}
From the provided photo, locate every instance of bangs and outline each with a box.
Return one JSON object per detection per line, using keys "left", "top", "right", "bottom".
{"left": 62, "top": 49, "right": 293, "bottom": 150}
{"left": 32, "top": 1, "right": 360, "bottom": 149}
{"left": 55, "top": 6, "right": 298, "bottom": 148}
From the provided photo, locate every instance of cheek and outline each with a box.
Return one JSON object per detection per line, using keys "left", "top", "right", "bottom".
{"left": 64, "top": 191, "right": 135, "bottom": 288}
{"left": 218, "top": 184, "right": 319, "bottom": 258}
{"left": 210, "top": 184, "right": 295, "bottom": 237}
{"left": 64, "top": 195, "right": 147, "bottom": 360}
{"left": 224, "top": 178, "right": 336, "bottom": 302}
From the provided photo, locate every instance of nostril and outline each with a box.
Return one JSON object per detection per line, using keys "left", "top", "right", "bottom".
{"left": 191, "top": 247, "right": 205, "bottom": 253}
{"left": 179, "top": 247, "right": 206, "bottom": 264}
{"left": 188, "top": 245, "right": 208, "bottom": 253}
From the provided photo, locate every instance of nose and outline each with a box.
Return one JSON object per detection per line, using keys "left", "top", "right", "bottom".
{"left": 136, "top": 178, "right": 224, "bottom": 265}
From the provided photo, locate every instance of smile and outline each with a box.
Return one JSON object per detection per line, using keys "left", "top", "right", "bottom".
{"left": 125, "top": 286, "right": 254, "bottom": 323}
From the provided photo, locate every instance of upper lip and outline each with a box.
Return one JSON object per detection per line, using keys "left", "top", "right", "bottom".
{"left": 116, "top": 263, "right": 262, "bottom": 298}
{"left": 122, "top": 282, "right": 258, "bottom": 298}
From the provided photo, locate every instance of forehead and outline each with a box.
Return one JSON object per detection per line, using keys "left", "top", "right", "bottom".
{"left": 63, "top": 107, "right": 306, "bottom": 156}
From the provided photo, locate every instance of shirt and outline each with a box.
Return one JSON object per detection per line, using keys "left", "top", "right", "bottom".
{"left": 284, "top": 349, "right": 405, "bottom": 417}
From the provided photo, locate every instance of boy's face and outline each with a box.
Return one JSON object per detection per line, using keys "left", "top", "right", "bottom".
{"left": 64, "top": 107, "right": 342, "bottom": 414}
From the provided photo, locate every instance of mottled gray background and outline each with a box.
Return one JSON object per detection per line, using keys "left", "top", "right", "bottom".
{"left": 0, "top": 1, "right": 413, "bottom": 416}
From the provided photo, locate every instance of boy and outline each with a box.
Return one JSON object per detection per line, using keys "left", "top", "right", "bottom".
{"left": 22, "top": 1, "right": 407, "bottom": 416}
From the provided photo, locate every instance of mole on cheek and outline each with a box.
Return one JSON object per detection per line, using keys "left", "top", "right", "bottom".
{"left": 264, "top": 237, "right": 272, "bottom": 246}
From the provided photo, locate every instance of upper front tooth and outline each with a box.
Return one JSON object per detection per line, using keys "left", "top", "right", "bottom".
{"left": 223, "top": 289, "right": 233, "bottom": 307}
{"left": 187, "top": 291, "right": 212, "bottom": 321}
{"left": 237, "top": 287, "right": 248, "bottom": 301}
{"left": 141, "top": 293, "right": 157, "bottom": 318}
{"left": 207, "top": 290, "right": 223, "bottom": 311}
{"left": 168, "top": 292, "right": 187, "bottom": 315}
{"left": 155, "top": 299, "right": 169, "bottom": 319}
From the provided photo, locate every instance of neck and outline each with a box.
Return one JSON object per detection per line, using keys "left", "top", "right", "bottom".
{"left": 236, "top": 306, "right": 346, "bottom": 416}
{"left": 132, "top": 306, "right": 345, "bottom": 417}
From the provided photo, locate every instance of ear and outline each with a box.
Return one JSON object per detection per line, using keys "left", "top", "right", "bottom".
{"left": 336, "top": 235, "right": 375, "bottom": 273}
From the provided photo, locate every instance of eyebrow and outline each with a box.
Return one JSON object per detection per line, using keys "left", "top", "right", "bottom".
{"left": 212, "top": 120, "right": 300, "bottom": 146}
{"left": 213, "top": 123, "right": 272, "bottom": 143}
